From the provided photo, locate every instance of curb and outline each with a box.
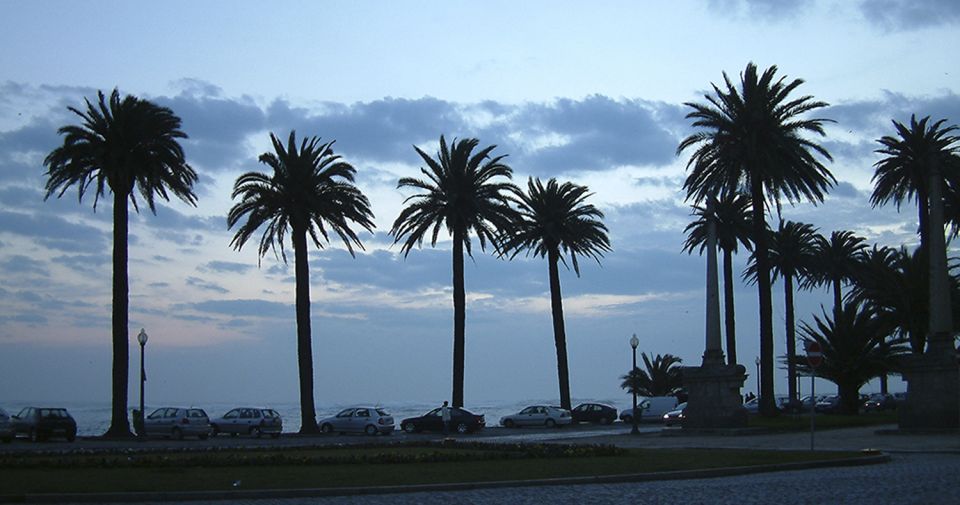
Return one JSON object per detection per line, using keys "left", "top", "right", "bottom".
{"left": 0, "top": 452, "right": 890, "bottom": 503}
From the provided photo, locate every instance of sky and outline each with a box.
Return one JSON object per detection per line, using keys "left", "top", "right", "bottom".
{"left": 1, "top": 0, "right": 958, "bottom": 411}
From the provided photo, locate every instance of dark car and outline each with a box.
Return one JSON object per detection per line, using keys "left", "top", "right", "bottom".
{"left": 401, "top": 407, "right": 485, "bottom": 434}
{"left": 863, "top": 393, "right": 897, "bottom": 412}
{"left": 571, "top": 403, "right": 618, "bottom": 424}
{"left": 11, "top": 407, "right": 77, "bottom": 442}
{"left": 815, "top": 395, "right": 843, "bottom": 414}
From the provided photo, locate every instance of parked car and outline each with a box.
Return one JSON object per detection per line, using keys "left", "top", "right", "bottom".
{"left": 400, "top": 406, "right": 485, "bottom": 434}
{"left": 815, "top": 395, "right": 842, "bottom": 414}
{"left": 318, "top": 407, "right": 395, "bottom": 435}
{"left": 210, "top": 407, "right": 282, "bottom": 438}
{"left": 10, "top": 407, "right": 77, "bottom": 442}
{"left": 863, "top": 393, "right": 897, "bottom": 412}
{"left": 571, "top": 403, "right": 617, "bottom": 425}
{"left": 662, "top": 402, "right": 687, "bottom": 427}
{"left": 619, "top": 396, "right": 678, "bottom": 423}
{"left": 500, "top": 405, "right": 572, "bottom": 428}
{"left": 0, "top": 408, "right": 15, "bottom": 443}
{"left": 143, "top": 407, "right": 211, "bottom": 440}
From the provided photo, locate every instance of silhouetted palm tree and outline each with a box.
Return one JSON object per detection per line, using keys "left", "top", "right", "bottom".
{"left": 683, "top": 192, "right": 753, "bottom": 365}
{"left": 391, "top": 136, "right": 517, "bottom": 407}
{"left": 746, "top": 220, "right": 818, "bottom": 402}
{"left": 228, "top": 131, "right": 374, "bottom": 434}
{"left": 678, "top": 63, "right": 834, "bottom": 416}
{"left": 872, "top": 115, "right": 960, "bottom": 255}
{"left": 43, "top": 89, "right": 197, "bottom": 438}
{"left": 619, "top": 353, "right": 684, "bottom": 397}
{"left": 791, "top": 303, "right": 909, "bottom": 415}
{"left": 805, "top": 230, "right": 866, "bottom": 319}
{"left": 501, "top": 178, "right": 610, "bottom": 410}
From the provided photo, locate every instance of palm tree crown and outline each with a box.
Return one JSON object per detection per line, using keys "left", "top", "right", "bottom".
{"left": 620, "top": 353, "right": 684, "bottom": 397}
{"left": 805, "top": 230, "right": 867, "bottom": 316}
{"left": 228, "top": 131, "right": 374, "bottom": 434}
{"left": 390, "top": 135, "right": 517, "bottom": 407}
{"left": 43, "top": 89, "right": 197, "bottom": 438}
{"left": 501, "top": 177, "right": 610, "bottom": 410}
{"left": 677, "top": 62, "right": 834, "bottom": 416}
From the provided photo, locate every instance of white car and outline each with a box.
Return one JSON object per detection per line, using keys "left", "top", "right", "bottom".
{"left": 210, "top": 407, "right": 282, "bottom": 438}
{"left": 499, "top": 405, "right": 572, "bottom": 428}
{"left": 143, "top": 407, "right": 211, "bottom": 440}
{"left": 318, "top": 407, "right": 395, "bottom": 435}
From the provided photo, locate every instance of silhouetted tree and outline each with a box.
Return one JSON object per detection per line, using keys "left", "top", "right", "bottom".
{"left": 43, "top": 89, "right": 197, "bottom": 438}
{"left": 228, "top": 131, "right": 374, "bottom": 434}
{"left": 678, "top": 63, "right": 834, "bottom": 416}
{"left": 391, "top": 136, "right": 517, "bottom": 407}
{"left": 501, "top": 178, "right": 610, "bottom": 410}
{"left": 805, "top": 230, "right": 866, "bottom": 319}
{"left": 620, "top": 353, "right": 684, "bottom": 397}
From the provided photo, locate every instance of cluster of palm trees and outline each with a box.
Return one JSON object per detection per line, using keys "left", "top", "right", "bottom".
{"left": 42, "top": 92, "right": 610, "bottom": 437}
{"left": 678, "top": 64, "right": 960, "bottom": 416}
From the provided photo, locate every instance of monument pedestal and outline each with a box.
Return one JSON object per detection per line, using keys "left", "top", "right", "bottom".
{"left": 900, "top": 346, "right": 959, "bottom": 431}
{"left": 681, "top": 362, "right": 748, "bottom": 430}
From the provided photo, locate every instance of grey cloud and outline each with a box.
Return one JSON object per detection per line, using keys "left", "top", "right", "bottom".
{"left": 860, "top": 0, "right": 960, "bottom": 31}
{"left": 827, "top": 91, "right": 960, "bottom": 136}
{"left": 0, "top": 209, "right": 108, "bottom": 253}
{"left": 185, "top": 276, "right": 229, "bottom": 294}
{"left": 149, "top": 281, "right": 170, "bottom": 288}
{"left": 830, "top": 181, "right": 863, "bottom": 199}
{"left": 201, "top": 260, "right": 252, "bottom": 274}
{"left": 708, "top": 0, "right": 813, "bottom": 20}
{"left": 52, "top": 253, "right": 110, "bottom": 275}
{"left": 175, "top": 299, "right": 292, "bottom": 319}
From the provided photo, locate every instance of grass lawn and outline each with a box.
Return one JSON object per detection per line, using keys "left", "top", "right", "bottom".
{"left": 748, "top": 411, "right": 898, "bottom": 431}
{"left": 0, "top": 444, "right": 866, "bottom": 496}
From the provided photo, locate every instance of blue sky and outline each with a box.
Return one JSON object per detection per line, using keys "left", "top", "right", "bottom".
{"left": 1, "top": 0, "right": 958, "bottom": 409}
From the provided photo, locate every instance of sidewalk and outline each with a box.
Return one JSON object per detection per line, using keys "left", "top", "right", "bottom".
{"left": 575, "top": 424, "right": 960, "bottom": 453}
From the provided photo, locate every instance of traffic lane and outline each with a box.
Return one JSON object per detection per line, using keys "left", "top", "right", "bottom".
{"left": 0, "top": 422, "right": 651, "bottom": 453}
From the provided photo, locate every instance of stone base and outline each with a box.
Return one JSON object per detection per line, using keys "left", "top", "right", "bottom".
{"left": 899, "top": 351, "right": 959, "bottom": 431}
{"left": 680, "top": 363, "right": 748, "bottom": 430}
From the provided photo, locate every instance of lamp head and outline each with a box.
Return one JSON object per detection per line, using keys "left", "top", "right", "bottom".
{"left": 629, "top": 333, "right": 639, "bottom": 350}
{"left": 137, "top": 328, "right": 148, "bottom": 346}
{"left": 755, "top": 356, "right": 760, "bottom": 366}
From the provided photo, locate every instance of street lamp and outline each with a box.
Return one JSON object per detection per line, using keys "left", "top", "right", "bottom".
{"left": 630, "top": 333, "right": 640, "bottom": 435}
{"left": 754, "top": 356, "right": 761, "bottom": 399}
{"left": 137, "top": 328, "right": 148, "bottom": 440}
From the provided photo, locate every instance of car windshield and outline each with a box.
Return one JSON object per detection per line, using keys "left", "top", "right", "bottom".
{"left": 39, "top": 409, "right": 68, "bottom": 418}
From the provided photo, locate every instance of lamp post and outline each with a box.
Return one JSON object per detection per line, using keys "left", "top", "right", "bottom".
{"left": 754, "top": 357, "right": 760, "bottom": 398}
{"left": 630, "top": 333, "right": 640, "bottom": 435}
{"left": 137, "top": 328, "right": 148, "bottom": 440}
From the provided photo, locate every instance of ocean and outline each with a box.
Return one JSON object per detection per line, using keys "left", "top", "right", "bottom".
{"left": 1, "top": 398, "right": 629, "bottom": 436}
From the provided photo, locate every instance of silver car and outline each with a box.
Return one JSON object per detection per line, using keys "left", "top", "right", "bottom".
{"left": 318, "top": 407, "right": 395, "bottom": 435}
{"left": 210, "top": 407, "right": 282, "bottom": 438}
{"left": 499, "top": 405, "right": 572, "bottom": 428}
{"left": 0, "top": 408, "right": 13, "bottom": 443}
{"left": 143, "top": 407, "right": 211, "bottom": 440}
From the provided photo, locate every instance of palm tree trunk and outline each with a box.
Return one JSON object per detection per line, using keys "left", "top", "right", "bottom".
{"left": 548, "top": 249, "right": 572, "bottom": 410}
{"left": 104, "top": 190, "right": 132, "bottom": 438}
{"left": 752, "top": 179, "right": 777, "bottom": 416}
{"left": 451, "top": 227, "right": 466, "bottom": 408}
{"left": 784, "top": 275, "right": 798, "bottom": 402}
{"left": 722, "top": 249, "right": 738, "bottom": 365}
{"left": 832, "top": 278, "right": 842, "bottom": 321}
{"left": 292, "top": 225, "right": 318, "bottom": 434}
{"left": 838, "top": 382, "right": 860, "bottom": 416}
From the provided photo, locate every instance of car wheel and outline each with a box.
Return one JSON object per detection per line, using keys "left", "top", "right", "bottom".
{"left": 66, "top": 431, "right": 76, "bottom": 442}
{"left": 503, "top": 419, "right": 515, "bottom": 428}
{"left": 365, "top": 425, "right": 378, "bottom": 436}
{"left": 250, "top": 427, "right": 262, "bottom": 438}
{"left": 600, "top": 416, "right": 612, "bottom": 425}
{"left": 321, "top": 423, "right": 334, "bottom": 434}
{"left": 622, "top": 415, "right": 632, "bottom": 424}
{"left": 211, "top": 425, "right": 220, "bottom": 437}
{"left": 28, "top": 429, "right": 38, "bottom": 443}
{"left": 545, "top": 418, "right": 556, "bottom": 428}
{"left": 172, "top": 427, "right": 184, "bottom": 441}
{"left": 402, "top": 423, "right": 417, "bottom": 433}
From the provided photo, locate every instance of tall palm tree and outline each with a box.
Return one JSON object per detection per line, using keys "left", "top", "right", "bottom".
{"left": 746, "top": 220, "right": 818, "bottom": 403}
{"left": 501, "top": 178, "right": 610, "bottom": 410}
{"left": 805, "top": 230, "right": 867, "bottom": 319}
{"left": 43, "top": 89, "right": 197, "bottom": 438}
{"left": 791, "top": 303, "right": 909, "bottom": 415}
{"left": 228, "top": 131, "right": 374, "bottom": 434}
{"left": 683, "top": 192, "right": 753, "bottom": 365}
{"left": 619, "top": 353, "right": 684, "bottom": 397}
{"left": 871, "top": 115, "right": 960, "bottom": 256}
{"left": 391, "top": 135, "right": 517, "bottom": 407}
{"left": 678, "top": 63, "right": 835, "bottom": 416}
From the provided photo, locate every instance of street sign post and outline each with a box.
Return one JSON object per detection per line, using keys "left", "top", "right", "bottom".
{"left": 805, "top": 341, "right": 822, "bottom": 450}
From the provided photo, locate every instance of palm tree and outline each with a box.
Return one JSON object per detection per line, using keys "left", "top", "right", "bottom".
{"left": 805, "top": 230, "right": 867, "bottom": 319}
{"left": 871, "top": 115, "right": 960, "bottom": 256}
{"left": 683, "top": 192, "right": 753, "bottom": 365}
{"left": 501, "top": 178, "right": 610, "bottom": 410}
{"left": 43, "top": 89, "right": 197, "bottom": 438}
{"left": 791, "top": 303, "right": 910, "bottom": 415}
{"left": 228, "top": 131, "right": 374, "bottom": 434}
{"left": 678, "top": 63, "right": 835, "bottom": 416}
{"left": 746, "top": 220, "right": 818, "bottom": 403}
{"left": 619, "top": 353, "right": 684, "bottom": 397}
{"left": 391, "top": 135, "right": 517, "bottom": 407}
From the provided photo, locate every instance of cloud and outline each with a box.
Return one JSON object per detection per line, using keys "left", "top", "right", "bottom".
{"left": 185, "top": 276, "right": 229, "bottom": 294}
{"left": 174, "top": 298, "right": 292, "bottom": 319}
{"left": 200, "top": 260, "right": 253, "bottom": 274}
{"left": 859, "top": 0, "right": 960, "bottom": 31}
{"left": 708, "top": 0, "right": 814, "bottom": 20}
